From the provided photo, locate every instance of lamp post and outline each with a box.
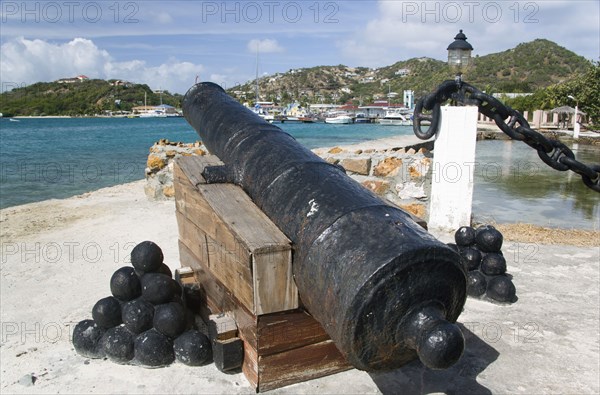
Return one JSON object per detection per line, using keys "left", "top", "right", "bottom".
{"left": 568, "top": 95, "right": 580, "bottom": 139}
{"left": 447, "top": 29, "right": 473, "bottom": 88}
{"left": 428, "top": 30, "right": 478, "bottom": 231}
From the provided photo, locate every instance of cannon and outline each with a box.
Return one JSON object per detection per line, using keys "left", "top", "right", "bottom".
{"left": 182, "top": 82, "right": 467, "bottom": 371}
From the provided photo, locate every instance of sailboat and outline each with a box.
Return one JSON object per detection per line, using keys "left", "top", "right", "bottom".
{"left": 139, "top": 91, "right": 167, "bottom": 118}
{"left": 252, "top": 44, "right": 275, "bottom": 123}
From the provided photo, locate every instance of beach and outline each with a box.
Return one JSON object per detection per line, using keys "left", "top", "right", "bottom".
{"left": 1, "top": 136, "right": 599, "bottom": 394}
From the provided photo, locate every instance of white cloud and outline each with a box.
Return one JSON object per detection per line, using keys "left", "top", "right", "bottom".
{"left": 0, "top": 37, "right": 204, "bottom": 93}
{"left": 247, "top": 38, "right": 284, "bottom": 53}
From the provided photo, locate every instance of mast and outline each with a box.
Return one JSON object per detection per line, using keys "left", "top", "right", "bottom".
{"left": 255, "top": 43, "right": 259, "bottom": 105}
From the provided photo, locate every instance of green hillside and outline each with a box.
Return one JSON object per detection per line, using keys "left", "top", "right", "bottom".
{"left": 0, "top": 79, "right": 182, "bottom": 117}
{"left": 230, "top": 39, "right": 592, "bottom": 105}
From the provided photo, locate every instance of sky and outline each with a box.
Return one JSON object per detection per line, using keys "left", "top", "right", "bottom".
{"left": 1, "top": 1, "right": 599, "bottom": 94}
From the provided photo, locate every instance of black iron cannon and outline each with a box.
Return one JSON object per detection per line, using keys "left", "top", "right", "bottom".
{"left": 182, "top": 82, "right": 467, "bottom": 371}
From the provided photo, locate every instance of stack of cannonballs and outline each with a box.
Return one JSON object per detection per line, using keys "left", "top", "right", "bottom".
{"left": 449, "top": 225, "right": 517, "bottom": 304}
{"left": 72, "top": 241, "right": 211, "bottom": 367}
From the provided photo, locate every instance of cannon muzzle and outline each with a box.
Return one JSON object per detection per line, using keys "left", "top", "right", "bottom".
{"left": 183, "top": 82, "right": 467, "bottom": 371}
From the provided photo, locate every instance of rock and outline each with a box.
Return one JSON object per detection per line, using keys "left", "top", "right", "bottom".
{"left": 146, "top": 154, "right": 166, "bottom": 171}
{"left": 122, "top": 299, "right": 154, "bottom": 334}
{"left": 328, "top": 147, "right": 343, "bottom": 154}
{"left": 72, "top": 319, "right": 106, "bottom": 358}
{"left": 162, "top": 185, "right": 175, "bottom": 198}
{"left": 194, "top": 148, "right": 206, "bottom": 156}
{"left": 153, "top": 302, "right": 187, "bottom": 338}
{"left": 100, "top": 326, "right": 135, "bottom": 363}
{"left": 354, "top": 149, "right": 363, "bottom": 155}
{"left": 406, "top": 148, "right": 417, "bottom": 155}
{"left": 134, "top": 329, "right": 175, "bottom": 367}
{"left": 418, "top": 147, "right": 429, "bottom": 154}
{"left": 399, "top": 203, "right": 426, "bottom": 219}
{"left": 92, "top": 297, "right": 122, "bottom": 329}
{"left": 131, "top": 241, "right": 164, "bottom": 273}
{"left": 110, "top": 267, "right": 142, "bottom": 302}
{"left": 165, "top": 150, "right": 178, "bottom": 158}
{"left": 396, "top": 182, "right": 426, "bottom": 200}
{"left": 363, "top": 148, "right": 375, "bottom": 154}
{"left": 373, "top": 157, "right": 403, "bottom": 177}
{"left": 340, "top": 158, "right": 371, "bottom": 175}
{"left": 18, "top": 374, "right": 37, "bottom": 387}
{"left": 174, "top": 330, "right": 212, "bottom": 366}
{"left": 325, "top": 157, "right": 339, "bottom": 165}
{"left": 361, "top": 179, "right": 390, "bottom": 195}
{"left": 408, "top": 164, "right": 422, "bottom": 178}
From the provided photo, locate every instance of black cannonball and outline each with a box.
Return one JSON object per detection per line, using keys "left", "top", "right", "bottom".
{"left": 134, "top": 329, "right": 175, "bottom": 367}
{"left": 131, "top": 241, "right": 164, "bottom": 273}
{"left": 72, "top": 319, "right": 106, "bottom": 358}
{"left": 110, "top": 267, "right": 142, "bottom": 302}
{"left": 417, "top": 321, "right": 464, "bottom": 370}
{"left": 481, "top": 253, "right": 507, "bottom": 276}
{"left": 100, "top": 326, "right": 134, "bottom": 363}
{"left": 172, "top": 280, "right": 183, "bottom": 297}
{"left": 466, "top": 271, "right": 487, "bottom": 297}
{"left": 156, "top": 263, "right": 173, "bottom": 278}
{"left": 460, "top": 247, "right": 482, "bottom": 271}
{"left": 174, "top": 330, "right": 212, "bottom": 366}
{"left": 154, "top": 302, "right": 187, "bottom": 338}
{"left": 122, "top": 299, "right": 154, "bottom": 334}
{"left": 486, "top": 276, "right": 517, "bottom": 303}
{"left": 455, "top": 226, "right": 476, "bottom": 246}
{"left": 475, "top": 225, "right": 503, "bottom": 252}
{"left": 141, "top": 273, "right": 175, "bottom": 305}
{"left": 92, "top": 296, "right": 122, "bottom": 329}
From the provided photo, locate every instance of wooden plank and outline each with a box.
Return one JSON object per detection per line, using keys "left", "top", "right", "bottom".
{"left": 174, "top": 155, "right": 223, "bottom": 187}
{"left": 177, "top": 215, "right": 255, "bottom": 312}
{"left": 257, "top": 340, "right": 352, "bottom": 392}
{"left": 256, "top": 310, "right": 330, "bottom": 356}
{"left": 242, "top": 337, "right": 259, "bottom": 389}
{"left": 178, "top": 240, "right": 258, "bottom": 350}
{"left": 208, "top": 313, "right": 238, "bottom": 341}
{"left": 199, "top": 183, "right": 291, "bottom": 254}
{"left": 252, "top": 249, "right": 298, "bottom": 315}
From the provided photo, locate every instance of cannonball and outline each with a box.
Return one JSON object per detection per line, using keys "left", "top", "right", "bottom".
{"left": 481, "top": 253, "right": 507, "bottom": 276}
{"left": 475, "top": 225, "right": 503, "bottom": 252}
{"left": 460, "top": 247, "right": 482, "bottom": 271}
{"left": 141, "top": 273, "right": 175, "bottom": 305}
{"left": 110, "top": 267, "right": 141, "bottom": 301}
{"left": 72, "top": 319, "right": 106, "bottom": 358}
{"left": 122, "top": 299, "right": 154, "bottom": 334}
{"left": 92, "top": 296, "right": 122, "bottom": 329}
{"left": 130, "top": 241, "right": 163, "bottom": 273}
{"left": 455, "top": 226, "right": 476, "bottom": 246}
{"left": 154, "top": 302, "right": 187, "bottom": 338}
{"left": 486, "top": 276, "right": 517, "bottom": 303}
{"left": 100, "top": 326, "right": 134, "bottom": 363}
{"left": 417, "top": 321, "right": 464, "bottom": 370}
{"left": 156, "top": 263, "right": 173, "bottom": 278}
{"left": 466, "top": 271, "right": 487, "bottom": 297}
{"left": 134, "top": 329, "right": 175, "bottom": 367}
{"left": 174, "top": 330, "right": 212, "bottom": 366}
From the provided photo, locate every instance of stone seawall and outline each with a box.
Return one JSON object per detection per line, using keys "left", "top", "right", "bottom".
{"left": 145, "top": 140, "right": 433, "bottom": 220}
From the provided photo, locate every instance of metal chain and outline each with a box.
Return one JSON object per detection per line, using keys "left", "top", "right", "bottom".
{"left": 413, "top": 80, "right": 600, "bottom": 193}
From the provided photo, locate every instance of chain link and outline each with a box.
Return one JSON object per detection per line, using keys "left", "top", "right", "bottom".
{"left": 413, "top": 80, "right": 600, "bottom": 192}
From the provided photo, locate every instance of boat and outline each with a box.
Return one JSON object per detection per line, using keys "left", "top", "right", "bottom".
{"left": 354, "top": 113, "right": 370, "bottom": 123}
{"left": 325, "top": 112, "right": 353, "bottom": 124}
{"left": 9, "top": 118, "right": 20, "bottom": 122}
{"left": 251, "top": 44, "right": 275, "bottom": 123}
{"left": 379, "top": 109, "right": 412, "bottom": 126}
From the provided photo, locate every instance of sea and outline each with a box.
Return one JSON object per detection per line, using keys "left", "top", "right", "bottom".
{"left": 0, "top": 117, "right": 598, "bottom": 230}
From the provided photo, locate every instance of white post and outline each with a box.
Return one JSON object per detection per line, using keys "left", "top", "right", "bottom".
{"left": 428, "top": 106, "right": 479, "bottom": 232}
{"left": 573, "top": 105, "right": 580, "bottom": 139}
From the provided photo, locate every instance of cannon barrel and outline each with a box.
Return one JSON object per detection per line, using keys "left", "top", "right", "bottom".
{"left": 183, "top": 82, "right": 467, "bottom": 371}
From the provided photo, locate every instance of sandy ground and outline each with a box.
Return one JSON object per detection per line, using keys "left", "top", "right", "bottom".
{"left": 1, "top": 138, "right": 599, "bottom": 394}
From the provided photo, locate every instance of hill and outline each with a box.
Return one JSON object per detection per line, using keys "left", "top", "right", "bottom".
{"left": 0, "top": 79, "right": 182, "bottom": 117}
{"left": 230, "top": 39, "right": 592, "bottom": 105}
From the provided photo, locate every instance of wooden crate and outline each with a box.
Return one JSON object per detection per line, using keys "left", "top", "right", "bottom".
{"left": 174, "top": 156, "right": 351, "bottom": 391}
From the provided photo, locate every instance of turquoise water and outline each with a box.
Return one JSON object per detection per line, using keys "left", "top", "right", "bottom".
{"left": 0, "top": 117, "right": 598, "bottom": 229}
